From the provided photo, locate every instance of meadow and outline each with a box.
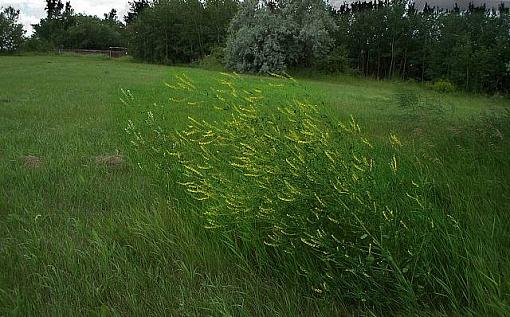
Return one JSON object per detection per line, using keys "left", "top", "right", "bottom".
{"left": 0, "top": 55, "right": 509, "bottom": 316}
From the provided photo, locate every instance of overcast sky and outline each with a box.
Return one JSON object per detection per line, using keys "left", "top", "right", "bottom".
{"left": 0, "top": 0, "right": 130, "bottom": 35}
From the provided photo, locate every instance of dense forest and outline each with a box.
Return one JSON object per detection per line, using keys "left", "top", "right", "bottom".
{"left": 332, "top": 1, "right": 510, "bottom": 92}
{"left": 224, "top": 0, "right": 510, "bottom": 93}
{"left": 125, "top": 0, "right": 238, "bottom": 64}
{"left": 1, "top": 0, "right": 509, "bottom": 93}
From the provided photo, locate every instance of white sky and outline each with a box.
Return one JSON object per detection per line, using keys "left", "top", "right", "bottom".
{"left": 0, "top": 0, "right": 130, "bottom": 35}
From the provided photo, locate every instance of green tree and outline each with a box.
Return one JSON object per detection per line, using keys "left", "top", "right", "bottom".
{"left": 124, "top": 0, "right": 151, "bottom": 24}
{"left": 33, "top": 0, "right": 74, "bottom": 46}
{"left": 0, "top": 6, "right": 25, "bottom": 53}
{"left": 32, "top": 0, "right": 126, "bottom": 50}
{"left": 65, "top": 15, "right": 124, "bottom": 49}
{"left": 45, "top": 0, "right": 64, "bottom": 19}
{"left": 204, "top": 0, "right": 239, "bottom": 47}
{"left": 331, "top": 1, "right": 510, "bottom": 93}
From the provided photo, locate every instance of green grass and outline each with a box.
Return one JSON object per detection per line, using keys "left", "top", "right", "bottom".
{"left": 0, "top": 55, "right": 509, "bottom": 316}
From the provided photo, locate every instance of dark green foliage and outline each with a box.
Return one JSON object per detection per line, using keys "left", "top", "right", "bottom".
{"left": 195, "top": 46, "right": 225, "bottom": 70}
{"left": 126, "top": 0, "right": 238, "bottom": 64}
{"left": 124, "top": 0, "right": 151, "bottom": 25}
{"left": 45, "top": 0, "right": 65, "bottom": 20}
{"left": 64, "top": 15, "right": 123, "bottom": 49}
{"left": 22, "top": 37, "right": 53, "bottom": 52}
{"left": 31, "top": 1, "right": 126, "bottom": 50}
{"left": 316, "top": 46, "right": 349, "bottom": 73}
{"left": 332, "top": 1, "right": 510, "bottom": 93}
{"left": 0, "top": 6, "right": 25, "bottom": 53}
{"left": 104, "top": 9, "right": 119, "bottom": 25}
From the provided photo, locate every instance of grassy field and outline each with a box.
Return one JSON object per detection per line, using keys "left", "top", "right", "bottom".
{"left": 1, "top": 55, "right": 509, "bottom": 316}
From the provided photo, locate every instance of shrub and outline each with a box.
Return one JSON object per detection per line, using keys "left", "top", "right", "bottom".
{"left": 430, "top": 79, "right": 456, "bottom": 93}
{"left": 195, "top": 46, "right": 226, "bottom": 71}
{"left": 224, "top": 0, "right": 335, "bottom": 73}
{"left": 126, "top": 74, "right": 469, "bottom": 312}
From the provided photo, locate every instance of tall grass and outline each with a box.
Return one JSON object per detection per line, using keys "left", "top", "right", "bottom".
{"left": 1, "top": 56, "right": 508, "bottom": 316}
{"left": 125, "top": 73, "right": 510, "bottom": 314}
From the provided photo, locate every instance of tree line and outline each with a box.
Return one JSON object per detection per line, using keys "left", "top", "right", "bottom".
{"left": 1, "top": 0, "right": 238, "bottom": 63}
{"left": 25, "top": 0, "right": 125, "bottom": 51}
{"left": 125, "top": 0, "right": 238, "bottom": 64}
{"left": 1, "top": 0, "right": 509, "bottom": 93}
{"left": 225, "top": 0, "right": 510, "bottom": 93}
{"left": 331, "top": 1, "right": 510, "bottom": 92}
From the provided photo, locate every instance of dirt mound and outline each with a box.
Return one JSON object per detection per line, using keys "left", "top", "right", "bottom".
{"left": 21, "top": 155, "right": 43, "bottom": 168}
{"left": 95, "top": 154, "right": 124, "bottom": 167}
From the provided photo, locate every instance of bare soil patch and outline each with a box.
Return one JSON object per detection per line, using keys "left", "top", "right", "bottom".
{"left": 21, "top": 155, "right": 43, "bottom": 168}
{"left": 95, "top": 154, "right": 124, "bottom": 167}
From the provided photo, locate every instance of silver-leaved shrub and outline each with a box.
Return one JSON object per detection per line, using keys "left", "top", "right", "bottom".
{"left": 224, "top": 0, "right": 336, "bottom": 73}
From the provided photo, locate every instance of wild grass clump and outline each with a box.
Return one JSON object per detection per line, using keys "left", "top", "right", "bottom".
{"left": 429, "top": 79, "right": 456, "bottom": 93}
{"left": 126, "top": 74, "right": 486, "bottom": 313}
{"left": 395, "top": 88, "right": 449, "bottom": 122}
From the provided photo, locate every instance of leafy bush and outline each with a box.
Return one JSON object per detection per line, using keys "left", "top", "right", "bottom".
{"left": 430, "top": 79, "right": 456, "bottom": 93}
{"left": 195, "top": 46, "right": 226, "bottom": 71}
{"left": 126, "top": 74, "right": 473, "bottom": 312}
